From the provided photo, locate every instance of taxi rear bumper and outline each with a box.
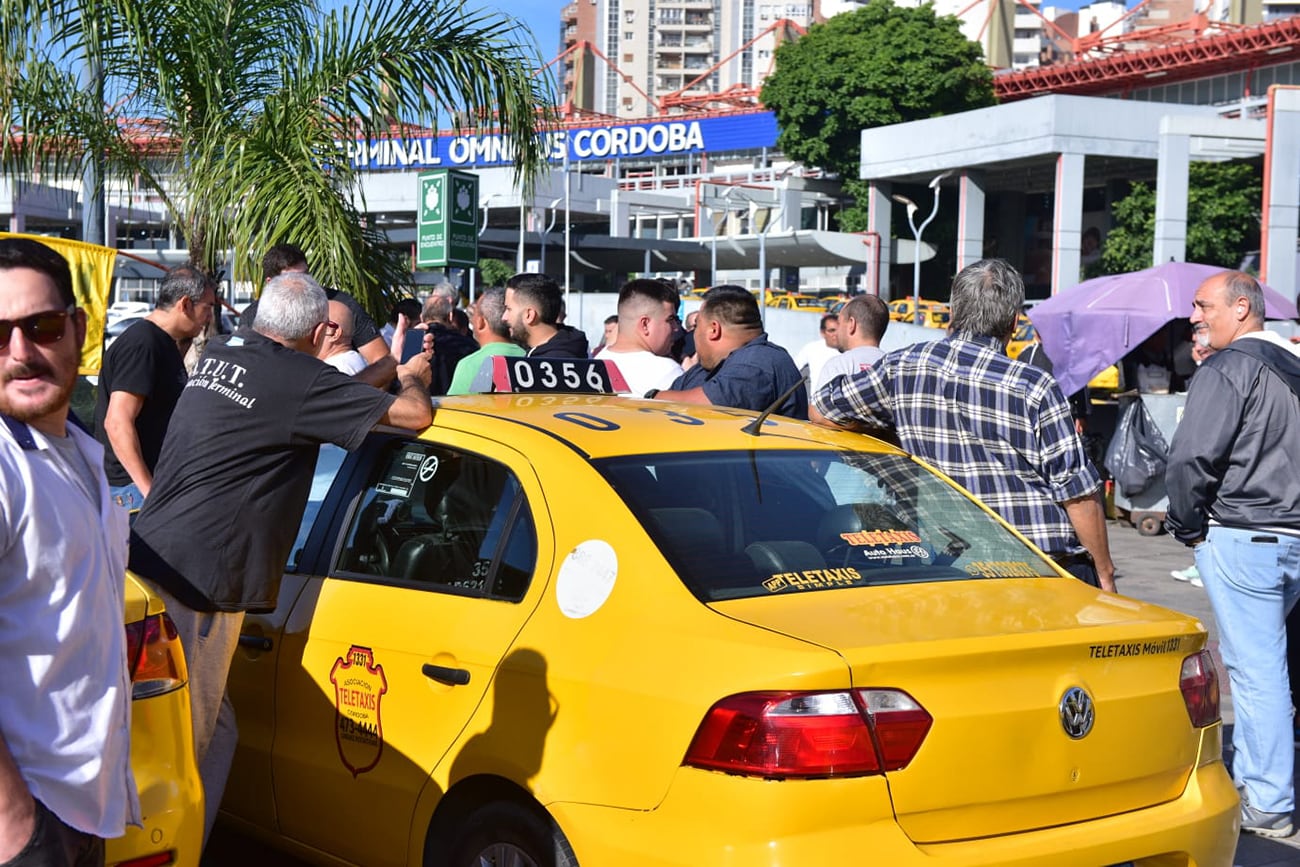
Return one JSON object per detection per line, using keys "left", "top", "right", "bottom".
{"left": 107, "top": 686, "right": 203, "bottom": 867}
{"left": 550, "top": 730, "right": 1237, "bottom": 866}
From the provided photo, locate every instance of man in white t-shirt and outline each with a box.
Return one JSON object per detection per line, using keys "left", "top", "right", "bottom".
{"left": 814, "top": 294, "right": 889, "bottom": 391}
{"left": 793, "top": 313, "right": 841, "bottom": 388}
{"left": 318, "top": 300, "right": 367, "bottom": 374}
{"left": 595, "top": 279, "right": 684, "bottom": 396}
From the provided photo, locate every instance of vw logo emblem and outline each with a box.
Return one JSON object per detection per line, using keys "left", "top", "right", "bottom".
{"left": 1059, "top": 686, "right": 1095, "bottom": 739}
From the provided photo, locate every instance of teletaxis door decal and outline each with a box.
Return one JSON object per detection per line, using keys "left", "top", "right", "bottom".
{"left": 330, "top": 645, "right": 388, "bottom": 777}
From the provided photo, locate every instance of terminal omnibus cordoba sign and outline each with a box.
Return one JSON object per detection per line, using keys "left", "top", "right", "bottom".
{"left": 347, "top": 111, "right": 778, "bottom": 172}
{"left": 416, "top": 170, "right": 478, "bottom": 268}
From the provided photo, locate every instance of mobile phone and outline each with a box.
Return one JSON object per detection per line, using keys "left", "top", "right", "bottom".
{"left": 401, "top": 328, "right": 430, "bottom": 363}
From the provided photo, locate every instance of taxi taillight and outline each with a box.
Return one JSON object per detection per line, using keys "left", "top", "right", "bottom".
{"left": 124, "top": 613, "right": 187, "bottom": 700}
{"left": 1180, "top": 650, "right": 1220, "bottom": 727}
{"left": 115, "top": 852, "right": 175, "bottom": 867}
{"left": 683, "top": 688, "right": 931, "bottom": 779}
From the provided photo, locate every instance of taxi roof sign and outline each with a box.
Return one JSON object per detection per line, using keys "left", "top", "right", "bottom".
{"left": 470, "top": 356, "right": 630, "bottom": 395}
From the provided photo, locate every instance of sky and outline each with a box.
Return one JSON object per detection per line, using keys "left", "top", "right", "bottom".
{"left": 480, "top": 1, "right": 566, "bottom": 64}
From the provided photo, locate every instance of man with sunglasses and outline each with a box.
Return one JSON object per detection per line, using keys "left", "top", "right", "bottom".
{"left": 0, "top": 237, "right": 140, "bottom": 865}
{"left": 128, "top": 270, "right": 432, "bottom": 849}
{"left": 94, "top": 265, "right": 215, "bottom": 509}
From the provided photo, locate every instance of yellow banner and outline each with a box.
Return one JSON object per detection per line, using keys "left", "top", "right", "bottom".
{"left": 0, "top": 232, "right": 119, "bottom": 375}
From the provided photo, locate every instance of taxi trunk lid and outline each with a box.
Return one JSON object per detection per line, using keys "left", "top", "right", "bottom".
{"left": 713, "top": 578, "right": 1210, "bottom": 842}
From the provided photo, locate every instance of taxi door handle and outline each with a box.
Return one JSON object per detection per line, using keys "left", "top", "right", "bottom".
{"left": 422, "top": 663, "right": 470, "bottom": 686}
{"left": 238, "top": 635, "right": 273, "bottom": 653}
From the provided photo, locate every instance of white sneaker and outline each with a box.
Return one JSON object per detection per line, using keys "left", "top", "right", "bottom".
{"left": 1170, "top": 566, "right": 1203, "bottom": 588}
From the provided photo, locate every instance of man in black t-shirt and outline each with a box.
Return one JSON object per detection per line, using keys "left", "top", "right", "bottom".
{"left": 94, "top": 265, "right": 214, "bottom": 508}
{"left": 128, "top": 271, "right": 433, "bottom": 847}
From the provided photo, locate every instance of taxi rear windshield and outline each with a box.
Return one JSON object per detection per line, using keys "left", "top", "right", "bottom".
{"left": 594, "top": 450, "right": 1058, "bottom": 602}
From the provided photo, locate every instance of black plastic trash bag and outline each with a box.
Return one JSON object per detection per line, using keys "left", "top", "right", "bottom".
{"left": 1104, "top": 399, "right": 1170, "bottom": 498}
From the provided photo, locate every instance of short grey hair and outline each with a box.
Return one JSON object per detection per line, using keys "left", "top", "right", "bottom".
{"left": 157, "top": 264, "right": 211, "bottom": 310}
{"left": 1219, "top": 271, "right": 1266, "bottom": 324}
{"left": 421, "top": 294, "right": 454, "bottom": 325}
{"left": 254, "top": 272, "right": 328, "bottom": 340}
{"left": 476, "top": 287, "right": 511, "bottom": 339}
{"left": 949, "top": 259, "right": 1024, "bottom": 339}
{"left": 429, "top": 280, "right": 458, "bottom": 302}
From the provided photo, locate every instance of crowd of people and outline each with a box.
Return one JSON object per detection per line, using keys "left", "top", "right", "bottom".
{"left": 3, "top": 230, "right": 1298, "bottom": 866}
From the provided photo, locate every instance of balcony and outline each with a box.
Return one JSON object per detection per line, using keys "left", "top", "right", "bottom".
{"left": 562, "top": 3, "right": 578, "bottom": 22}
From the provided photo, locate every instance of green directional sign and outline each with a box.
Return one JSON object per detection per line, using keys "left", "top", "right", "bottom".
{"left": 417, "top": 169, "right": 478, "bottom": 268}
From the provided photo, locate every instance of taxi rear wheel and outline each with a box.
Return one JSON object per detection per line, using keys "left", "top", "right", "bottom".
{"left": 443, "top": 802, "right": 576, "bottom": 867}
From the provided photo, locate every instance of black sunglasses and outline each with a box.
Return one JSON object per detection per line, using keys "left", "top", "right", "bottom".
{"left": 0, "top": 306, "right": 74, "bottom": 351}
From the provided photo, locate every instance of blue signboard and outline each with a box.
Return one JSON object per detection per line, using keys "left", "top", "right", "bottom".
{"left": 345, "top": 111, "right": 779, "bottom": 172}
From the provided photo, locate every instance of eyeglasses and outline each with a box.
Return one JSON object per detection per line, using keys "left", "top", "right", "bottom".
{"left": 324, "top": 320, "right": 340, "bottom": 334}
{"left": 0, "top": 306, "right": 73, "bottom": 351}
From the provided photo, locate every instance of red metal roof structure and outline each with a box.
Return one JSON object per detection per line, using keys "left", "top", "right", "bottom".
{"left": 996, "top": 15, "right": 1300, "bottom": 101}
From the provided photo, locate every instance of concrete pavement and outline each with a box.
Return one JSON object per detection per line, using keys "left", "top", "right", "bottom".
{"left": 1109, "top": 520, "right": 1300, "bottom": 866}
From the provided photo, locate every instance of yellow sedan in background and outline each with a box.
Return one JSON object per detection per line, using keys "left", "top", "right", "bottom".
{"left": 766, "top": 292, "right": 831, "bottom": 312}
{"left": 219, "top": 358, "right": 1236, "bottom": 867}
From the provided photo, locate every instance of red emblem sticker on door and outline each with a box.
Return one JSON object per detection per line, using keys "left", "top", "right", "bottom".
{"left": 330, "top": 645, "right": 388, "bottom": 777}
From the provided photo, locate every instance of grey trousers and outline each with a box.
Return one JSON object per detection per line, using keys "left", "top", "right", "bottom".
{"left": 144, "top": 583, "right": 244, "bottom": 850}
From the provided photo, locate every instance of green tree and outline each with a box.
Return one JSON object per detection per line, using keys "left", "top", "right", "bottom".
{"left": 477, "top": 257, "right": 515, "bottom": 288}
{"left": 760, "top": 0, "right": 995, "bottom": 230}
{"left": 1099, "top": 161, "right": 1260, "bottom": 275}
{"left": 0, "top": 0, "right": 552, "bottom": 314}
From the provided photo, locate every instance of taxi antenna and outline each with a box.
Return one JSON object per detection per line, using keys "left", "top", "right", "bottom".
{"left": 742, "top": 374, "right": 808, "bottom": 436}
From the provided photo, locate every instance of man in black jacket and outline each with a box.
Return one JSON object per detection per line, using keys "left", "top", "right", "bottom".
{"left": 501, "top": 273, "right": 588, "bottom": 358}
{"left": 1166, "top": 270, "right": 1300, "bottom": 839}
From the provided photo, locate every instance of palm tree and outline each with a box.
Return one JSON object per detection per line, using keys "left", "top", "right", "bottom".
{"left": 0, "top": 0, "right": 552, "bottom": 313}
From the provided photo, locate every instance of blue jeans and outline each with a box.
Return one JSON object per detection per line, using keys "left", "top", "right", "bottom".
{"left": 109, "top": 483, "right": 142, "bottom": 511}
{"left": 1196, "top": 525, "right": 1300, "bottom": 813}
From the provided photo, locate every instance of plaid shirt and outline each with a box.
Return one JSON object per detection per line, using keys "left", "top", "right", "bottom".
{"left": 813, "top": 331, "right": 1100, "bottom": 555}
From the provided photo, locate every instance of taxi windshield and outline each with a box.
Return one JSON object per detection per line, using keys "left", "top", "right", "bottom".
{"left": 595, "top": 450, "right": 1057, "bottom": 602}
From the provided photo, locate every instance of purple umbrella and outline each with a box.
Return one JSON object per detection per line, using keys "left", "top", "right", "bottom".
{"left": 1028, "top": 262, "right": 1297, "bottom": 396}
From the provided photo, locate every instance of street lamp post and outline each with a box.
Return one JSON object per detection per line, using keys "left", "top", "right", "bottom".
{"left": 538, "top": 197, "right": 561, "bottom": 275}
{"left": 892, "top": 171, "right": 952, "bottom": 325}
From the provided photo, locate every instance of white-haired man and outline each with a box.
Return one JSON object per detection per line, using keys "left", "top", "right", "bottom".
{"left": 128, "top": 271, "right": 433, "bottom": 848}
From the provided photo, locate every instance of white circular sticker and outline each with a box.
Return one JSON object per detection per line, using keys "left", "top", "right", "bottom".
{"left": 556, "top": 540, "right": 618, "bottom": 619}
{"left": 418, "top": 455, "right": 439, "bottom": 482}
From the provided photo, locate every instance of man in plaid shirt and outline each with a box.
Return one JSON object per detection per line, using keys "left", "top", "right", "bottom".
{"left": 810, "top": 259, "right": 1115, "bottom": 592}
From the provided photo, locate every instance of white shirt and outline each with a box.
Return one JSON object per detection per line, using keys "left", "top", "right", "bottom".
{"left": 793, "top": 339, "right": 841, "bottom": 389}
{"left": 0, "top": 418, "right": 139, "bottom": 837}
{"left": 595, "top": 347, "right": 683, "bottom": 396}
{"left": 323, "top": 349, "right": 367, "bottom": 375}
{"left": 1239, "top": 329, "right": 1300, "bottom": 357}
{"left": 815, "top": 345, "right": 884, "bottom": 391}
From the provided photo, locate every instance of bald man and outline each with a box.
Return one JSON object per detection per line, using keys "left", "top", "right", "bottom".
{"left": 318, "top": 300, "right": 366, "bottom": 374}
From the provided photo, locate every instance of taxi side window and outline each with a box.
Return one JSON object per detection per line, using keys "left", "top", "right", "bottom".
{"left": 337, "top": 440, "right": 537, "bottom": 601}
{"left": 288, "top": 444, "right": 348, "bottom": 572}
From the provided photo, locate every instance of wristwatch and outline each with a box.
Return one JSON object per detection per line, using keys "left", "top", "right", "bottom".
{"left": 644, "top": 388, "right": 660, "bottom": 399}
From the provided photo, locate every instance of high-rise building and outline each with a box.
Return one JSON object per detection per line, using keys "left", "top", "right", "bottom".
{"left": 558, "top": 0, "right": 814, "bottom": 118}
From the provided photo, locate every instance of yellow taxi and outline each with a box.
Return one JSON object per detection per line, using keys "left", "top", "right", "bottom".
{"left": 888, "top": 298, "right": 950, "bottom": 329}
{"left": 109, "top": 573, "right": 203, "bottom": 867}
{"left": 765, "top": 292, "right": 831, "bottom": 312}
{"left": 220, "top": 357, "right": 1236, "bottom": 867}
